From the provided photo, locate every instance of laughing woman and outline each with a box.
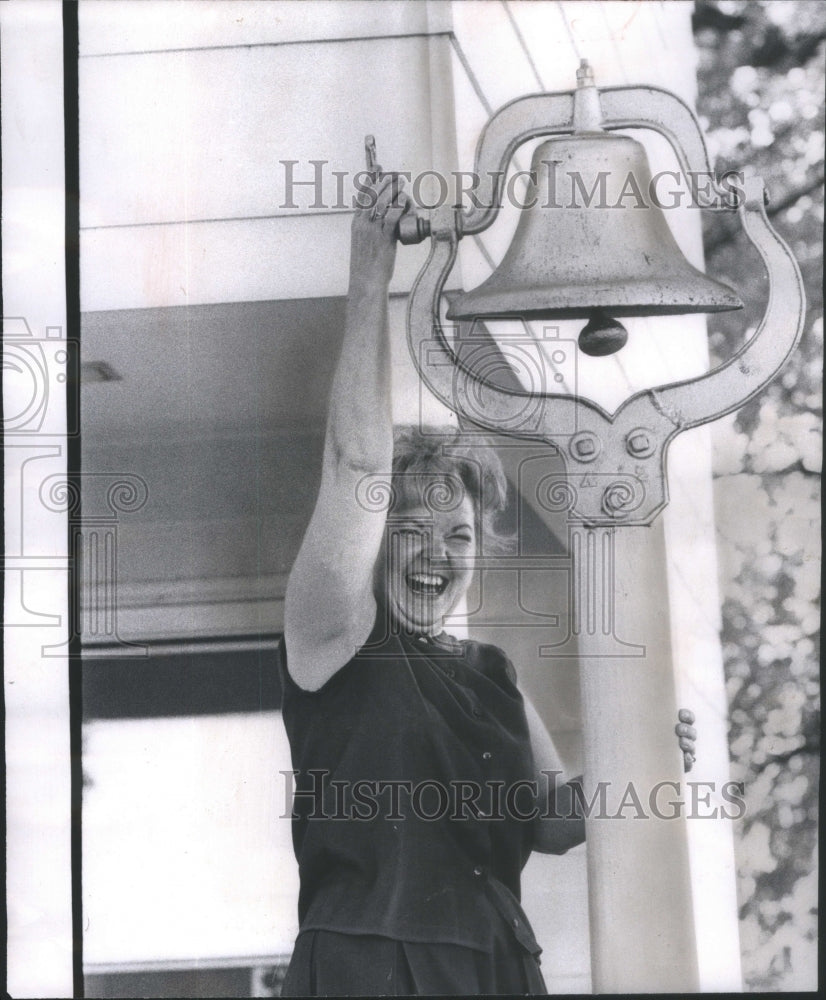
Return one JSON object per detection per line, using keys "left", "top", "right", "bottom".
{"left": 279, "top": 173, "right": 694, "bottom": 996}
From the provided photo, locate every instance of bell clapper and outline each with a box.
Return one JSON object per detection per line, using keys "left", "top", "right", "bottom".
{"left": 578, "top": 311, "right": 629, "bottom": 357}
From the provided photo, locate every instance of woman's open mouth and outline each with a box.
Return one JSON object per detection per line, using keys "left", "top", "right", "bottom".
{"left": 406, "top": 572, "right": 448, "bottom": 597}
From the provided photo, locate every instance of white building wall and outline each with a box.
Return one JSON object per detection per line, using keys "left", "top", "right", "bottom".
{"left": 2, "top": 3, "right": 72, "bottom": 997}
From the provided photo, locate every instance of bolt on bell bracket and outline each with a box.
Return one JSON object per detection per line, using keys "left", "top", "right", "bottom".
{"left": 400, "top": 65, "right": 805, "bottom": 527}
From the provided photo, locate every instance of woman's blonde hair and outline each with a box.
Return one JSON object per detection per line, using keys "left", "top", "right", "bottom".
{"left": 391, "top": 425, "right": 511, "bottom": 550}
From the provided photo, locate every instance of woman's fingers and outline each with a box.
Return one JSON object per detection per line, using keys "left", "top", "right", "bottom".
{"left": 371, "top": 175, "right": 409, "bottom": 221}
{"left": 369, "top": 177, "right": 395, "bottom": 219}
{"left": 351, "top": 165, "right": 414, "bottom": 260}
{"left": 349, "top": 171, "right": 411, "bottom": 281}
{"left": 355, "top": 171, "right": 395, "bottom": 212}
{"left": 384, "top": 192, "right": 413, "bottom": 230}
{"left": 676, "top": 708, "right": 697, "bottom": 772}
{"left": 390, "top": 184, "right": 413, "bottom": 213}
{"left": 675, "top": 723, "right": 697, "bottom": 751}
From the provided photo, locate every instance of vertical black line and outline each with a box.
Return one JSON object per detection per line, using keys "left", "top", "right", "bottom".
{"left": 62, "top": 2, "right": 84, "bottom": 996}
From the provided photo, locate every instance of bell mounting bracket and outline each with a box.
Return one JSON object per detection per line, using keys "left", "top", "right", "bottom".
{"left": 401, "top": 75, "right": 805, "bottom": 527}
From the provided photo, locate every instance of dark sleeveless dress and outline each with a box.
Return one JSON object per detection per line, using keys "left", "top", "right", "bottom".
{"left": 278, "top": 620, "right": 547, "bottom": 996}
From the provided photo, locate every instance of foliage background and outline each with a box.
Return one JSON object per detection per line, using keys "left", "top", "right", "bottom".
{"left": 693, "top": 1, "right": 823, "bottom": 990}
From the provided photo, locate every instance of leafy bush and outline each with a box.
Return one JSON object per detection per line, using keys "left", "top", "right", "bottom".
{"left": 694, "top": 1, "right": 823, "bottom": 989}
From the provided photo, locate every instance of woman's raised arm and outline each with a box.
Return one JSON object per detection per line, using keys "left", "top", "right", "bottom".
{"left": 284, "top": 174, "right": 410, "bottom": 691}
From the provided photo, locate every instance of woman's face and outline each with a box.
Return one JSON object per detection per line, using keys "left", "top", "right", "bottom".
{"left": 375, "top": 484, "right": 477, "bottom": 635}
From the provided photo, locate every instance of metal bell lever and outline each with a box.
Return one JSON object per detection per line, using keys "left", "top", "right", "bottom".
{"left": 363, "top": 134, "right": 431, "bottom": 244}
{"left": 364, "top": 134, "right": 386, "bottom": 222}
{"left": 364, "top": 134, "right": 380, "bottom": 183}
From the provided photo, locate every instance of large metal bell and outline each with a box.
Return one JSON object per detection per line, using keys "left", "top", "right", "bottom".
{"left": 447, "top": 133, "right": 742, "bottom": 353}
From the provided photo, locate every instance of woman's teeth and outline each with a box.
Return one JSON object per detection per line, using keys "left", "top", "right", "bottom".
{"left": 407, "top": 572, "right": 448, "bottom": 596}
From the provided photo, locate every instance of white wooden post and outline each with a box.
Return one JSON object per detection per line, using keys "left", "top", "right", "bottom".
{"left": 576, "top": 522, "right": 700, "bottom": 992}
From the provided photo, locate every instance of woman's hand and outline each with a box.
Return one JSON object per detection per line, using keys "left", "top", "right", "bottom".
{"left": 350, "top": 172, "right": 412, "bottom": 288}
{"left": 675, "top": 709, "right": 697, "bottom": 773}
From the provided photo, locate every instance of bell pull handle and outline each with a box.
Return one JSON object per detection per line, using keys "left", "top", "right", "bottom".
{"left": 363, "top": 135, "right": 432, "bottom": 245}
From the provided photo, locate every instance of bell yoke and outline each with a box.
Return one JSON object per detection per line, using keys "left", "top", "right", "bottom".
{"left": 391, "top": 60, "right": 804, "bottom": 527}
